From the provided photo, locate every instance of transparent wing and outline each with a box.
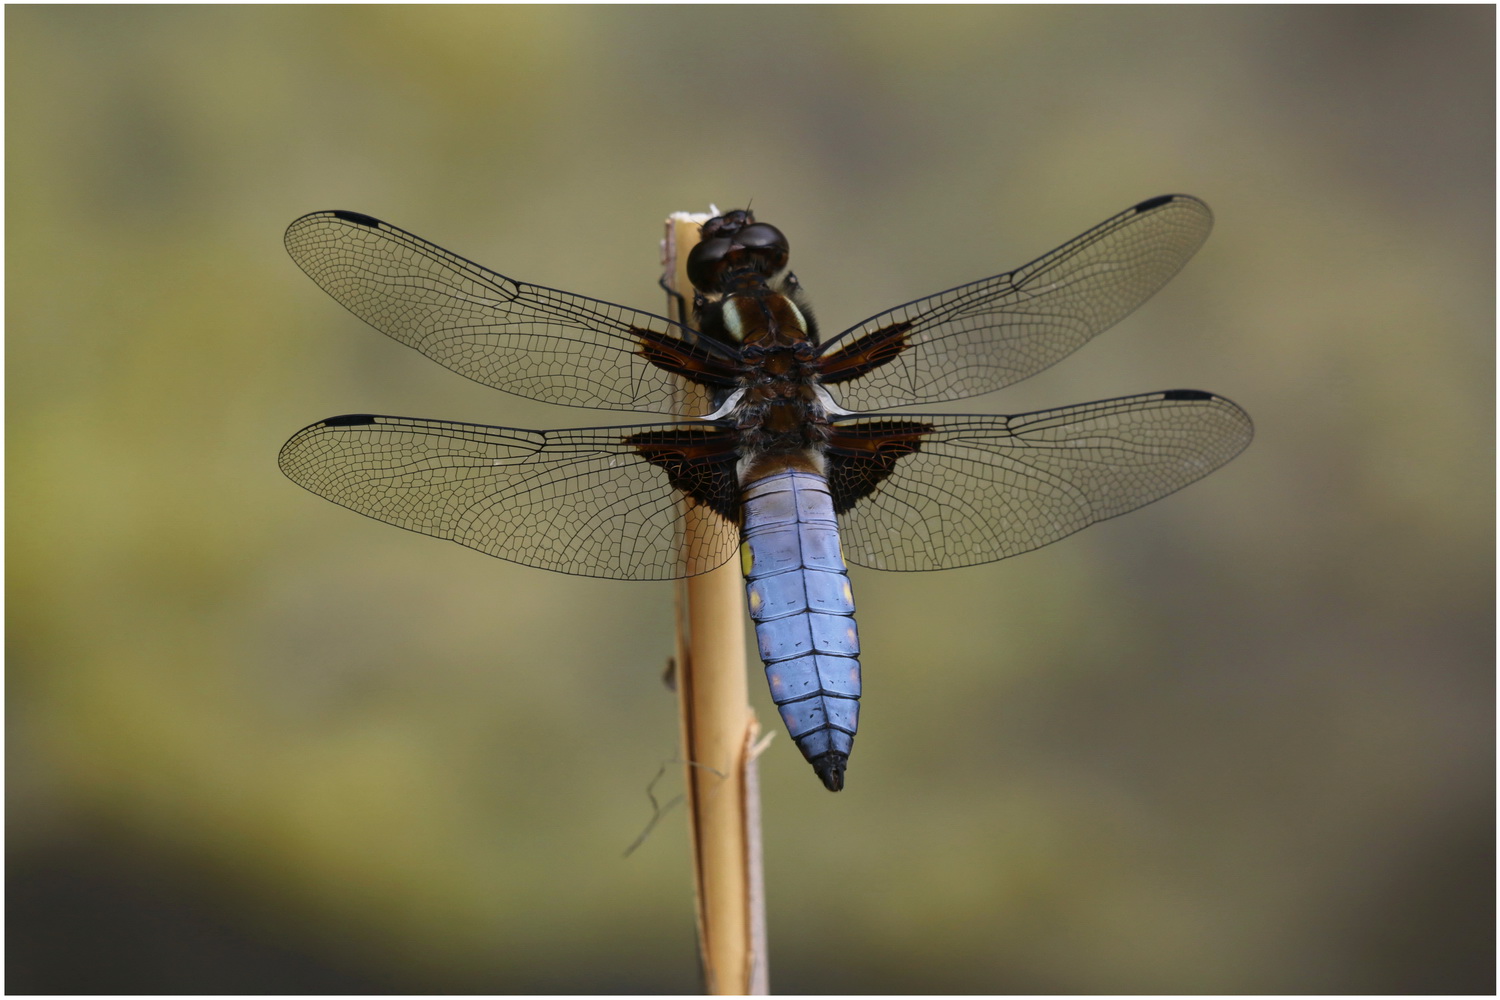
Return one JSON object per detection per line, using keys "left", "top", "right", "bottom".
{"left": 817, "top": 195, "right": 1213, "bottom": 410}
{"left": 830, "top": 390, "right": 1252, "bottom": 572}
{"left": 284, "top": 211, "right": 736, "bottom": 414}
{"left": 278, "top": 414, "right": 740, "bottom": 580}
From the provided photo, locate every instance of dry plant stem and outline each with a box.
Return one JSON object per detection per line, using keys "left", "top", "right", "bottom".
{"left": 665, "top": 212, "right": 769, "bottom": 996}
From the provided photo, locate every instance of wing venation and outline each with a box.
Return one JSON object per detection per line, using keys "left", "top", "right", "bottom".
{"left": 284, "top": 211, "right": 737, "bottom": 413}
{"left": 278, "top": 414, "right": 741, "bottom": 580}
{"left": 830, "top": 389, "right": 1252, "bottom": 571}
{"left": 817, "top": 195, "right": 1213, "bottom": 410}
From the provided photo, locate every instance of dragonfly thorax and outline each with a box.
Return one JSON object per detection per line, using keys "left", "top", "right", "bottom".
{"left": 731, "top": 382, "right": 834, "bottom": 468}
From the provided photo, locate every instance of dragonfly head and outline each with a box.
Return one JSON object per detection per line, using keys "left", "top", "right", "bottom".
{"left": 688, "top": 209, "right": 791, "bottom": 296}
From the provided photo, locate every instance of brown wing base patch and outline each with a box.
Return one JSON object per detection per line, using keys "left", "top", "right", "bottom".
{"left": 626, "top": 425, "right": 742, "bottom": 521}
{"left": 825, "top": 420, "right": 933, "bottom": 514}
{"left": 816, "top": 321, "right": 912, "bottom": 384}
{"left": 632, "top": 327, "right": 742, "bottom": 387}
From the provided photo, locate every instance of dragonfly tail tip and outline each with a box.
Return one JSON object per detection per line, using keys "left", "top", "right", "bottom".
{"left": 812, "top": 753, "right": 847, "bottom": 792}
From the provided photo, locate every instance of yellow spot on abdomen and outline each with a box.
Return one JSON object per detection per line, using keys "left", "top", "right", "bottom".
{"left": 740, "top": 541, "right": 754, "bottom": 576}
{"left": 748, "top": 588, "right": 762, "bottom": 613}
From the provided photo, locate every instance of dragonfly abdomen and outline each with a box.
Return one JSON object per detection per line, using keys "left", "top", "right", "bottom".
{"left": 741, "top": 469, "right": 862, "bottom": 791}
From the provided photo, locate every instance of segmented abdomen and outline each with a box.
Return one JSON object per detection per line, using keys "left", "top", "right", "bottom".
{"left": 740, "top": 469, "right": 861, "bottom": 791}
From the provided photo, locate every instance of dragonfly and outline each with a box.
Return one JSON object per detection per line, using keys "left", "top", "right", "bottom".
{"left": 278, "top": 195, "right": 1252, "bottom": 791}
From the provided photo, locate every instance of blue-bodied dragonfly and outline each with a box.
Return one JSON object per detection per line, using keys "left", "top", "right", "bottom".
{"left": 278, "top": 196, "right": 1252, "bottom": 791}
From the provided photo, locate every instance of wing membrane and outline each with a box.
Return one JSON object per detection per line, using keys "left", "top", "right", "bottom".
{"left": 284, "top": 211, "right": 737, "bottom": 413}
{"left": 278, "top": 414, "right": 740, "bottom": 580}
{"left": 830, "top": 390, "right": 1252, "bottom": 571}
{"left": 817, "top": 195, "right": 1214, "bottom": 410}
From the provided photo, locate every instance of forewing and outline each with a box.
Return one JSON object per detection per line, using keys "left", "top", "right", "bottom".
{"left": 829, "top": 390, "right": 1252, "bottom": 571}
{"left": 278, "top": 415, "right": 741, "bottom": 580}
{"left": 817, "top": 195, "right": 1214, "bottom": 410}
{"left": 284, "top": 211, "right": 738, "bottom": 414}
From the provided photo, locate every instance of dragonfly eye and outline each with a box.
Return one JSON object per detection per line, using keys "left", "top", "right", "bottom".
{"left": 735, "top": 223, "right": 789, "bottom": 257}
{"left": 687, "top": 222, "right": 791, "bottom": 293}
{"left": 687, "top": 236, "right": 735, "bottom": 291}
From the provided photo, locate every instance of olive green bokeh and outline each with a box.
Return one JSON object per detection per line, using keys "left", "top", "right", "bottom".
{"left": 8, "top": 6, "right": 1493, "bottom": 994}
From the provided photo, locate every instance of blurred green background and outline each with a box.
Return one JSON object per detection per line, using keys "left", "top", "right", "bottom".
{"left": 7, "top": 6, "right": 1492, "bottom": 994}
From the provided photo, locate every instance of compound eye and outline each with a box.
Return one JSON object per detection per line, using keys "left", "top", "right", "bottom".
{"left": 735, "top": 223, "right": 789, "bottom": 273}
{"left": 687, "top": 236, "right": 732, "bottom": 292}
{"left": 735, "top": 223, "right": 787, "bottom": 252}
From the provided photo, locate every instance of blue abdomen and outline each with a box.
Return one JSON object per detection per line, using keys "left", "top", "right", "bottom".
{"left": 741, "top": 469, "right": 861, "bottom": 791}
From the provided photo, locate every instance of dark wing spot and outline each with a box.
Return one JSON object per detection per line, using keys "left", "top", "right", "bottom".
{"left": 626, "top": 426, "right": 741, "bottom": 522}
{"left": 1134, "top": 194, "right": 1178, "bottom": 213}
{"left": 320, "top": 414, "right": 379, "bottom": 427}
{"left": 1160, "top": 389, "right": 1214, "bottom": 401}
{"left": 632, "top": 326, "right": 742, "bottom": 386}
{"left": 330, "top": 210, "right": 382, "bottom": 227}
{"left": 824, "top": 420, "right": 933, "bottom": 514}
{"left": 816, "top": 321, "right": 913, "bottom": 384}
